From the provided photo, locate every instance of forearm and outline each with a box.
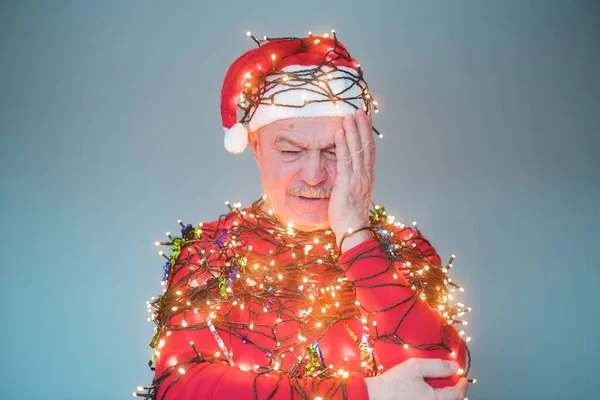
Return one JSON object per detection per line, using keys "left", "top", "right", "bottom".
{"left": 152, "top": 355, "right": 369, "bottom": 400}
{"left": 150, "top": 315, "right": 370, "bottom": 400}
{"left": 337, "top": 235, "right": 467, "bottom": 387}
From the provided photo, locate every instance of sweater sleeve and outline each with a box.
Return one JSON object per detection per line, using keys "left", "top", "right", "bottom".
{"left": 149, "top": 226, "right": 370, "bottom": 400}
{"left": 153, "top": 357, "right": 369, "bottom": 400}
{"left": 337, "top": 228, "right": 468, "bottom": 388}
{"left": 152, "top": 292, "right": 370, "bottom": 400}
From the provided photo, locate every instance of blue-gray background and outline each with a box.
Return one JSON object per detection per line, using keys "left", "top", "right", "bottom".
{"left": 1, "top": 1, "right": 598, "bottom": 399}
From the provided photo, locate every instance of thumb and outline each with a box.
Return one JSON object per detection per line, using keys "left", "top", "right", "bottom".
{"left": 413, "top": 358, "right": 459, "bottom": 379}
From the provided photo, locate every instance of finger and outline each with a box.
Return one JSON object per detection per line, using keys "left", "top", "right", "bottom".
{"left": 342, "top": 113, "right": 363, "bottom": 174}
{"left": 413, "top": 358, "right": 459, "bottom": 379}
{"left": 334, "top": 128, "right": 352, "bottom": 179}
{"left": 433, "top": 385, "right": 465, "bottom": 400}
{"left": 355, "top": 109, "right": 375, "bottom": 170}
{"left": 455, "top": 377, "right": 468, "bottom": 395}
{"left": 435, "top": 378, "right": 468, "bottom": 400}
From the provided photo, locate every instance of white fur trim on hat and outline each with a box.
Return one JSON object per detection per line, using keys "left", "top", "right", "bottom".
{"left": 248, "top": 65, "right": 365, "bottom": 132}
{"left": 224, "top": 123, "right": 248, "bottom": 153}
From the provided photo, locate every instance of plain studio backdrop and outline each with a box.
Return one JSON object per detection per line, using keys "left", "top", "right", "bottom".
{"left": 1, "top": 1, "right": 598, "bottom": 399}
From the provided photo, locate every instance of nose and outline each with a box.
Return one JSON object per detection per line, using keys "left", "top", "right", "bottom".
{"left": 300, "top": 151, "right": 327, "bottom": 186}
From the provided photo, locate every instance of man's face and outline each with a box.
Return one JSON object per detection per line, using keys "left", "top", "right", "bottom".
{"left": 249, "top": 116, "right": 343, "bottom": 232}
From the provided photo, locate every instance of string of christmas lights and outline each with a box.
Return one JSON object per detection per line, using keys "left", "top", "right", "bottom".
{"left": 133, "top": 194, "right": 474, "bottom": 399}
{"left": 238, "top": 30, "right": 383, "bottom": 138}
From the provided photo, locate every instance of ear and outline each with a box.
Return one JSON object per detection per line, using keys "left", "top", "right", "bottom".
{"left": 248, "top": 129, "right": 261, "bottom": 165}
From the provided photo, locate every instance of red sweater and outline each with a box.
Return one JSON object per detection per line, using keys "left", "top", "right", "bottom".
{"left": 144, "top": 201, "right": 469, "bottom": 400}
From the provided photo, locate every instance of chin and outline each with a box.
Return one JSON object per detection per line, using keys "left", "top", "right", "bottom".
{"left": 272, "top": 195, "right": 330, "bottom": 230}
{"left": 288, "top": 202, "right": 330, "bottom": 230}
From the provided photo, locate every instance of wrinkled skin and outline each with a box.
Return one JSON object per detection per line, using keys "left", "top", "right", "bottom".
{"left": 248, "top": 108, "right": 374, "bottom": 244}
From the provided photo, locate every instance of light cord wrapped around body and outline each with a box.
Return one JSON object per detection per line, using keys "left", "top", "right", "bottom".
{"left": 134, "top": 195, "right": 473, "bottom": 399}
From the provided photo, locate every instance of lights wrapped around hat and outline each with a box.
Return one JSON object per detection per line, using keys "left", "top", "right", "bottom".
{"left": 221, "top": 30, "right": 382, "bottom": 153}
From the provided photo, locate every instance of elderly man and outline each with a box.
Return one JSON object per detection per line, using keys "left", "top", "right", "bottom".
{"left": 135, "top": 32, "right": 471, "bottom": 400}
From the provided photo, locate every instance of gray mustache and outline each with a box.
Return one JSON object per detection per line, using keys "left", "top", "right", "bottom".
{"left": 287, "top": 187, "right": 332, "bottom": 198}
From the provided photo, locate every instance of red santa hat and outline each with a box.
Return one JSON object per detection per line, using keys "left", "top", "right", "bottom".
{"left": 220, "top": 31, "right": 379, "bottom": 153}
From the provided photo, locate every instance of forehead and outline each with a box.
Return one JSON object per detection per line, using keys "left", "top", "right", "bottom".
{"left": 262, "top": 116, "right": 343, "bottom": 148}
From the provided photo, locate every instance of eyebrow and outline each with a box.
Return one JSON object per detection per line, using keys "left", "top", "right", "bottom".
{"left": 274, "top": 136, "right": 335, "bottom": 149}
